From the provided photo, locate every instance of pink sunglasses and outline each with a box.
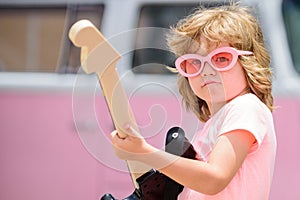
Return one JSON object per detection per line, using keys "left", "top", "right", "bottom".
{"left": 175, "top": 47, "right": 253, "bottom": 77}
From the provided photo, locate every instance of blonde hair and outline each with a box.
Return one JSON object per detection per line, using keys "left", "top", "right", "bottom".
{"left": 167, "top": 4, "right": 273, "bottom": 122}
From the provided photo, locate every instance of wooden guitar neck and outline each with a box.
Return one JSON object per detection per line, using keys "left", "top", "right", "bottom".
{"left": 68, "top": 19, "right": 152, "bottom": 189}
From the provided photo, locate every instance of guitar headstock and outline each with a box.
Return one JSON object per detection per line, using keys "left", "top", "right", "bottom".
{"left": 68, "top": 19, "right": 121, "bottom": 74}
{"left": 68, "top": 19, "right": 139, "bottom": 139}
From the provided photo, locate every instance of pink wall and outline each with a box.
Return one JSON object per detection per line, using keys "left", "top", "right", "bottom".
{"left": 0, "top": 92, "right": 299, "bottom": 199}
{"left": 270, "top": 97, "right": 300, "bottom": 199}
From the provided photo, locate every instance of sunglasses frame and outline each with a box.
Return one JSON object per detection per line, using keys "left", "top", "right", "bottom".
{"left": 175, "top": 47, "right": 253, "bottom": 77}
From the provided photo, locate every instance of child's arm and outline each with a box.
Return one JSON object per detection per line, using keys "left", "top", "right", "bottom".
{"left": 111, "top": 127, "right": 256, "bottom": 195}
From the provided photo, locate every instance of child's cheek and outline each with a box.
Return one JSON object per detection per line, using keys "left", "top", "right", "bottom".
{"left": 222, "top": 73, "right": 248, "bottom": 100}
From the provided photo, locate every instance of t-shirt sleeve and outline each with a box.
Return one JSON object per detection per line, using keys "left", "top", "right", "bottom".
{"left": 218, "top": 97, "right": 267, "bottom": 148}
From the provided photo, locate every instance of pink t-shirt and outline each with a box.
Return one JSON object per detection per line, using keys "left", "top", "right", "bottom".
{"left": 179, "top": 93, "right": 277, "bottom": 200}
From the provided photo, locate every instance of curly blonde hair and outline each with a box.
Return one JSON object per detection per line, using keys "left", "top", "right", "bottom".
{"left": 167, "top": 4, "right": 273, "bottom": 122}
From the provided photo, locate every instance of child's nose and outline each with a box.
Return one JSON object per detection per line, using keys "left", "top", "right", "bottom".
{"left": 200, "top": 62, "right": 216, "bottom": 77}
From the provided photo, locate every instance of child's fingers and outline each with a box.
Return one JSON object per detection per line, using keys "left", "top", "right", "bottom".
{"left": 110, "top": 130, "right": 125, "bottom": 146}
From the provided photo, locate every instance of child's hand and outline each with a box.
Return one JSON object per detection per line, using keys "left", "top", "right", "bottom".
{"left": 110, "top": 125, "right": 152, "bottom": 161}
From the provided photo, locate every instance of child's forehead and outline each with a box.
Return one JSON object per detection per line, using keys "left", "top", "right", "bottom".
{"left": 191, "top": 37, "right": 230, "bottom": 55}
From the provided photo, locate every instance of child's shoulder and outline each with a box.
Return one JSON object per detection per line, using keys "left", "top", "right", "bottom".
{"left": 227, "top": 93, "right": 271, "bottom": 115}
{"left": 231, "top": 93, "right": 263, "bottom": 106}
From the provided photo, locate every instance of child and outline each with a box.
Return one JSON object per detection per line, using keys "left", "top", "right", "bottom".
{"left": 110, "top": 3, "right": 277, "bottom": 199}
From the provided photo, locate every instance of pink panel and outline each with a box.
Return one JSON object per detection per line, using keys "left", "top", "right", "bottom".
{"left": 269, "top": 97, "right": 300, "bottom": 200}
{"left": 0, "top": 92, "right": 133, "bottom": 200}
{"left": 1, "top": 92, "right": 300, "bottom": 199}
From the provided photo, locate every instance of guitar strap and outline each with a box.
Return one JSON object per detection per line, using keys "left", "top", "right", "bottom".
{"left": 101, "top": 127, "right": 196, "bottom": 200}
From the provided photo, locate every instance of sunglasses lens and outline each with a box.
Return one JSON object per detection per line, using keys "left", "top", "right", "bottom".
{"left": 180, "top": 58, "right": 201, "bottom": 75}
{"left": 211, "top": 52, "right": 233, "bottom": 69}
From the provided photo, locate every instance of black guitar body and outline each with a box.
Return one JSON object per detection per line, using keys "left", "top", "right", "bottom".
{"left": 101, "top": 127, "right": 196, "bottom": 200}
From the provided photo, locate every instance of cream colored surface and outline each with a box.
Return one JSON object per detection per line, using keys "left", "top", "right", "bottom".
{"left": 69, "top": 19, "right": 152, "bottom": 189}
